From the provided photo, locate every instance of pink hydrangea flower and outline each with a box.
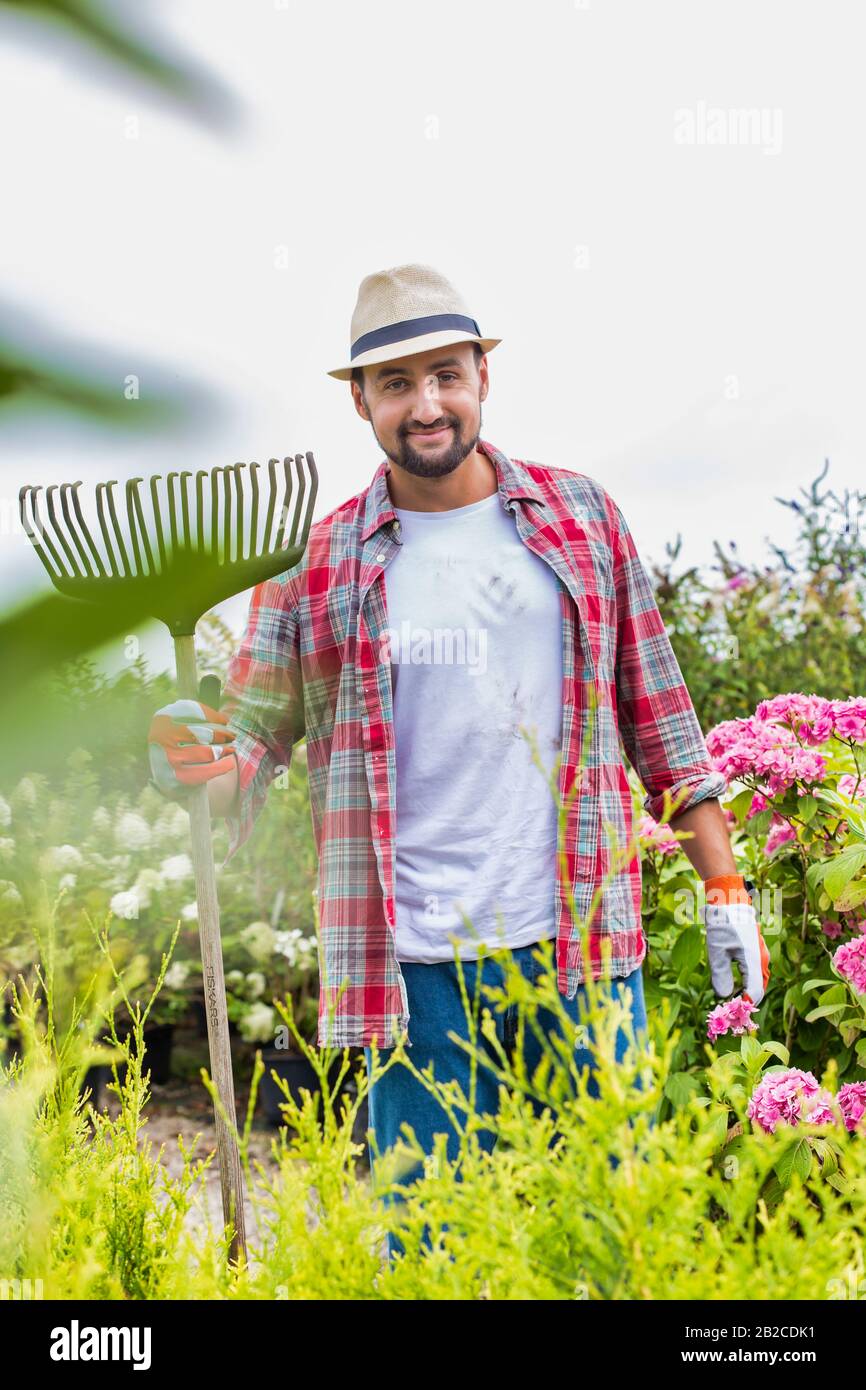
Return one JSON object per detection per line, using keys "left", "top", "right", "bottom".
{"left": 747, "top": 1067, "right": 837, "bottom": 1134}
{"left": 821, "top": 918, "right": 843, "bottom": 940}
{"left": 707, "top": 995, "right": 759, "bottom": 1042}
{"left": 838, "top": 773, "right": 866, "bottom": 801}
{"left": 755, "top": 693, "right": 835, "bottom": 747}
{"left": 831, "top": 698, "right": 866, "bottom": 745}
{"left": 706, "top": 712, "right": 827, "bottom": 796}
{"left": 837, "top": 1082, "right": 866, "bottom": 1134}
{"left": 764, "top": 820, "right": 797, "bottom": 857}
{"left": 832, "top": 935, "right": 866, "bottom": 994}
{"left": 637, "top": 813, "right": 680, "bottom": 856}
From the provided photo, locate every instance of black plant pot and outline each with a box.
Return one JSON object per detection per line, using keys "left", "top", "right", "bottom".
{"left": 259, "top": 1048, "right": 356, "bottom": 1128}
{"left": 79, "top": 1021, "right": 175, "bottom": 1104}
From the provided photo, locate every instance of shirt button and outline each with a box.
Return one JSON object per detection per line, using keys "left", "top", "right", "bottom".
{"left": 376, "top": 552, "right": 386, "bottom": 563}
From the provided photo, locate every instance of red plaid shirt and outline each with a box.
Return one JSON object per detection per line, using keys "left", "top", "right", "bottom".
{"left": 221, "top": 437, "right": 726, "bottom": 1048}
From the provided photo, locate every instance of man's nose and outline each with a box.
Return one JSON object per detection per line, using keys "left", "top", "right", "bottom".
{"left": 410, "top": 374, "right": 444, "bottom": 422}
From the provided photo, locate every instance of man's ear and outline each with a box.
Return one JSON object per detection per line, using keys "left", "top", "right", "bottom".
{"left": 350, "top": 382, "right": 370, "bottom": 421}
{"left": 477, "top": 353, "right": 490, "bottom": 403}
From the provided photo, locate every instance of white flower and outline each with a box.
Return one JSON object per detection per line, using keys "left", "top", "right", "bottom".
{"left": 160, "top": 853, "right": 193, "bottom": 882}
{"left": 164, "top": 961, "right": 190, "bottom": 990}
{"left": 0, "top": 837, "right": 15, "bottom": 860}
{"left": 59, "top": 873, "right": 77, "bottom": 891}
{"left": 239, "top": 1002, "right": 276, "bottom": 1043}
{"left": 297, "top": 936, "right": 318, "bottom": 965}
{"left": 274, "top": 928, "right": 317, "bottom": 970}
{"left": 0, "top": 880, "right": 23, "bottom": 907}
{"left": 91, "top": 806, "right": 112, "bottom": 835}
{"left": 241, "top": 920, "right": 276, "bottom": 963}
{"left": 41, "top": 844, "right": 84, "bottom": 873}
{"left": 13, "top": 779, "right": 37, "bottom": 808}
{"left": 245, "top": 971, "right": 266, "bottom": 999}
{"left": 154, "top": 804, "right": 189, "bottom": 846}
{"left": 110, "top": 889, "right": 142, "bottom": 920}
{"left": 225, "top": 969, "right": 245, "bottom": 990}
{"left": 180, "top": 901, "right": 198, "bottom": 921}
{"left": 129, "top": 867, "right": 163, "bottom": 911}
{"left": 115, "top": 812, "right": 152, "bottom": 852}
{"left": 0, "top": 796, "right": 11, "bottom": 829}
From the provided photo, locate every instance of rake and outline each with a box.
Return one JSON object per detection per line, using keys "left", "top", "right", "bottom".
{"left": 19, "top": 454, "right": 319, "bottom": 1268}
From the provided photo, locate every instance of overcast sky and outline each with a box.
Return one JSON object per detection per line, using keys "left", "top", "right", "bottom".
{"left": 2, "top": 0, "right": 862, "bottom": 674}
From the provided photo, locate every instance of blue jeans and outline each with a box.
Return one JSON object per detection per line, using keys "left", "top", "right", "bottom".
{"left": 363, "top": 943, "right": 648, "bottom": 1262}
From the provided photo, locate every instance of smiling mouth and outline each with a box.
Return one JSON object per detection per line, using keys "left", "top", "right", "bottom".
{"left": 408, "top": 426, "right": 452, "bottom": 439}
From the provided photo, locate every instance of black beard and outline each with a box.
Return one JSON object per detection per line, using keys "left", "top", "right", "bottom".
{"left": 379, "top": 409, "right": 482, "bottom": 480}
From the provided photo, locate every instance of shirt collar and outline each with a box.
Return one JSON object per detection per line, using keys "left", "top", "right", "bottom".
{"left": 360, "top": 437, "right": 547, "bottom": 543}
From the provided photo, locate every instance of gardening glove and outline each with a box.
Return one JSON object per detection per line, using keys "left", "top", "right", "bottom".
{"left": 148, "top": 699, "right": 236, "bottom": 801}
{"left": 700, "top": 873, "right": 771, "bottom": 1006}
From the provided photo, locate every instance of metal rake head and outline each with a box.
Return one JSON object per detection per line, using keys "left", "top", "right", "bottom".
{"left": 19, "top": 453, "right": 318, "bottom": 635}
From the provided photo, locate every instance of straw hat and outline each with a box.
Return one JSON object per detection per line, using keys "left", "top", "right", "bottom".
{"left": 326, "top": 263, "right": 501, "bottom": 381}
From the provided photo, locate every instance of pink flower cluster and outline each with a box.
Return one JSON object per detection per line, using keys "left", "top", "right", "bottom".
{"left": 822, "top": 915, "right": 866, "bottom": 940}
{"left": 837, "top": 1081, "right": 866, "bottom": 1134}
{"left": 637, "top": 813, "right": 680, "bottom": 856}
{"left": 833, "top": 935, "right": 866, "bottom": 994}
{"left": 706, "top": 694, "right": 866, "bottom": 799}
{"left": 764, "top": 821, "right": 796, "bottom": 856}
{"left": 748, "top": 1067, "right": 866, "bottom": 1135}
{"left": 707, "top": 994, "right": 759, "bottom": 1041}
{"left": 755, "top": 694, "right": 866, "bottom": 746}
{"left": 839, "top": 773, "right": 866, "bottom": 800}
{"left": 706, "top": 716, "right": 827, "bottom": 797}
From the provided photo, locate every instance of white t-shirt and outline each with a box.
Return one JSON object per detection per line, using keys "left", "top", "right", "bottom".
{"left": 382, "top": 488, "right": 564, "bottom": 963}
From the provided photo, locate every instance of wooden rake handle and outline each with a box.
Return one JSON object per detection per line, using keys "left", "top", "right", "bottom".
{"left": 174, "top": 634, "right": 247, "bottom": 1268}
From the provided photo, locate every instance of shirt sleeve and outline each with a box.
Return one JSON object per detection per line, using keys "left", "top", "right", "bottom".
{"left": 218, "top": 572, "right": 304, "bottom": 861}
{"left": 609, "top": 494, "right": 728, "bottom": 822}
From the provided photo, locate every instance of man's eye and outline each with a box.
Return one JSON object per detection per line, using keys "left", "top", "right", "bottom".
{"left": 385, "top": 372, "right": 458, "bottom": 392}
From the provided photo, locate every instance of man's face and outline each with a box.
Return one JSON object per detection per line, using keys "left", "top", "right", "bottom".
{"left": 350, "top": 342, "right": 488, "bottom": 479}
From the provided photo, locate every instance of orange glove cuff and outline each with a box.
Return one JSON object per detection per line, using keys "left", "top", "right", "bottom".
{"left": 703, "top": 873, "right": 753, "bottom": 906}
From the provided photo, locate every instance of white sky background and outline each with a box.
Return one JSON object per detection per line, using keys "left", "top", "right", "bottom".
{"left": 1, "top": 0, "right": 863, "bottom": 677}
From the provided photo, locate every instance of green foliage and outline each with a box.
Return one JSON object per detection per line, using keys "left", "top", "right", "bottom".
{"left": 652, "top": 462, "right": 866, "bottom": 729}
{"left": 4, "top": 918, "right": 866, "bottom": 1299}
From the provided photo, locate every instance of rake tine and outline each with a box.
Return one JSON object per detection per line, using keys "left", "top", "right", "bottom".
{"left": 166, "top": 472, "right": 180, "bottom": 554}
{"left": 263, "top": 458, "right": 278, "bottom": 552}
{"left": 59, "top": 482, "right": 96, "bottom": 578}
{"left": 69, "top": 480, "right": 106, "bottom": 578}
{"left": 248, "top": 461, "right": 260, "bottom": 559}
{"left": 287, "top": 454, "right": 307, "bottom": 547}
{"left": 275, "top": 458, "right": 295, "bottom": 550}
{"left": 209, "top": 465, "right": 231, "bottom": 564}
{"left": 232, "top": 463, "right": 245, "bottom": 562}
{"left": 126, "top": 479, "right": 143, "bottom": 576}
{"left": 304, "top": 451, "right": 319, "bottom": 534}
{"left": 46, "top": 485, "right": 82, "bottom": 577}
{"left": 19, "top": 485, "right": 67, "bottom": 578}
{"left": 179, "top": 471, "right": 193, "bottom": 553}
{"left": 104, "top": 480, "right": 131, "bottom": 577}
{"left": 195, "top": 470, "right": 208, "bottom": 555}
{"left": 149, "top": 476, "right": 167, "bottom": 573}
{"left": 210, "top": 468, "right": 220, "bottom": 561}
{"left": 221, "top": 465, "right": 233, "bottom": 564}
{"left": 127, "top": 478, "right": 155, "bottom": 577}
{"left": 96, "top": 483, "right": 119, "bottom": 575}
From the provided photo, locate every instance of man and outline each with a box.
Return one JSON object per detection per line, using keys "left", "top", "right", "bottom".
{"left": 148, "top": 263, "right": 770, "bottom": 1257}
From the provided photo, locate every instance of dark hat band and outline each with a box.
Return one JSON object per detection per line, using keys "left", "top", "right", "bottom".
{"left": 350, "top": 312, "right": 481, "bottom": 360}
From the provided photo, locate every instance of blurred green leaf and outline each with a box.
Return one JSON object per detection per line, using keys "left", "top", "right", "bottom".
{"left": 0, "top": 0, "right": 239, "bottom": 129}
